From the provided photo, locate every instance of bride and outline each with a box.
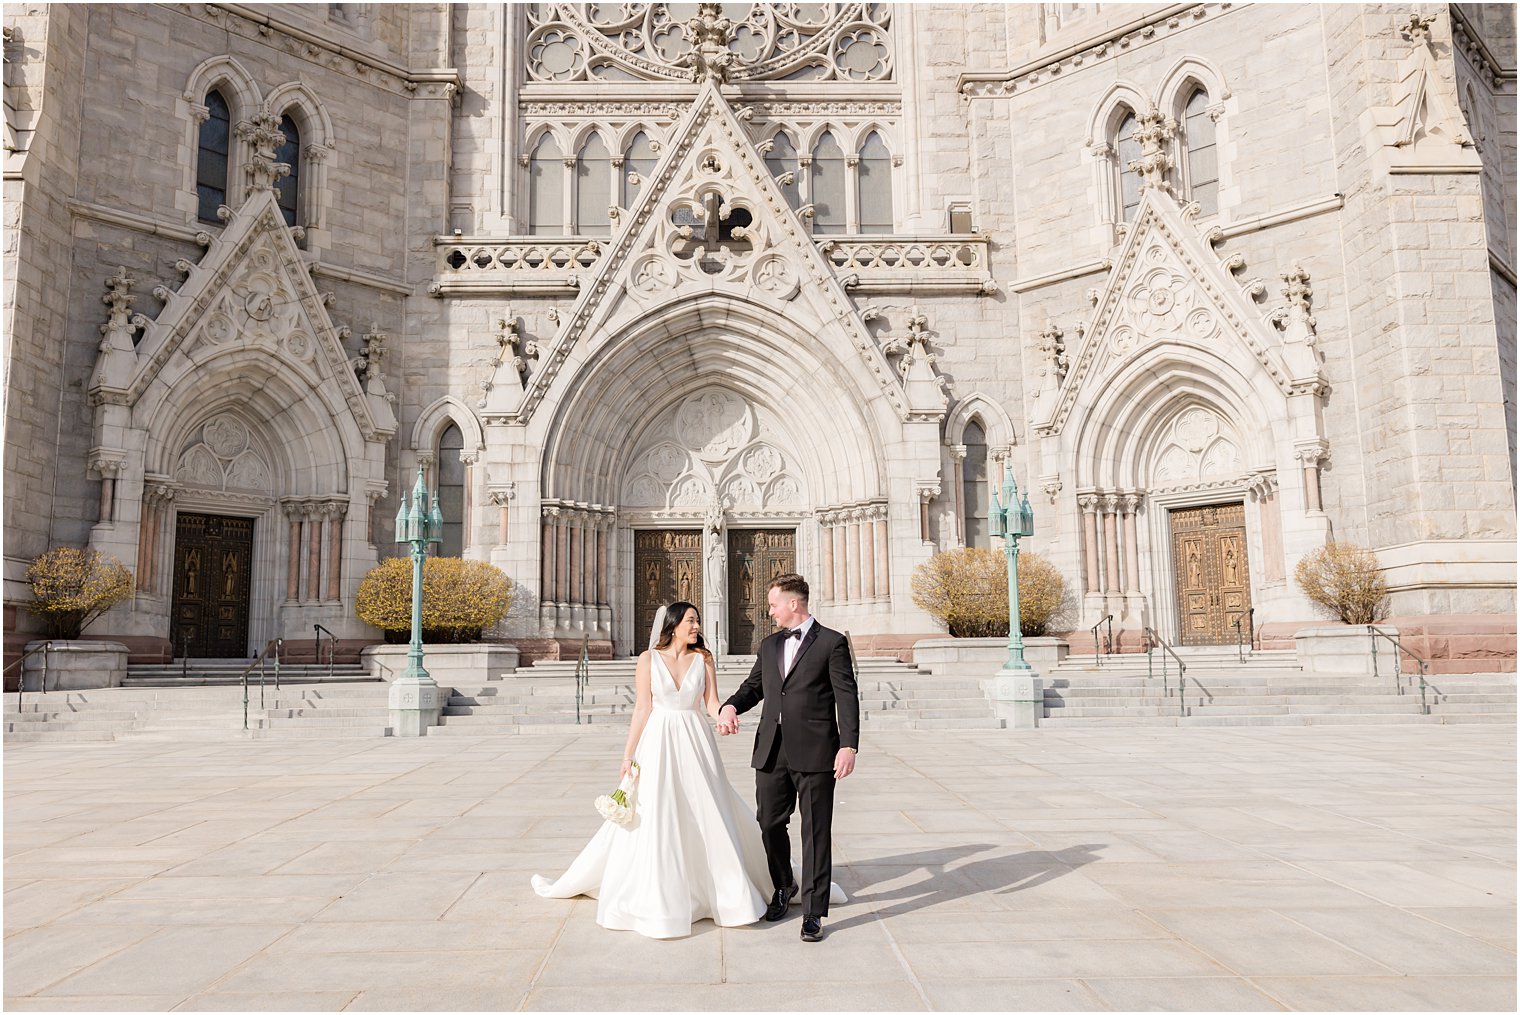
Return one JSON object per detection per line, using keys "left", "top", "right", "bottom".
{"left": 531, "top": 601, "right": 841, "bottom": 939}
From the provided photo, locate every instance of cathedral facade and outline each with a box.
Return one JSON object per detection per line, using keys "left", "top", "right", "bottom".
{"left": 4, "top": 3, "right": 1515, "bottom": 666}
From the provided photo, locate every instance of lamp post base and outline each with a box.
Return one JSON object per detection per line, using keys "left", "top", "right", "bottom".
{"left": 388, "top": 674, "right": 443, "bottom": 737}
{"left": 984, "top": 668, "right": 1044, "bottom": 729}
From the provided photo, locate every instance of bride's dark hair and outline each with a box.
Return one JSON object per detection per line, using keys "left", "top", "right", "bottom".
{"left": 654, "top": 601, "right": 708, "bottom": 653}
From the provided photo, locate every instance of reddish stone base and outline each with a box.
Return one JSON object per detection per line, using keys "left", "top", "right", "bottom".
{"left": 1258, "top": 615, "right": 1515, "bottom": 673}
{"left": 848, "top": 634, "right": 937, "bottom": 662}
{"left": 515, "top": 638, "right": 615, "bottom": 665}
{"left": 1045, "top": 628, "right": 1153, "bottom": 655}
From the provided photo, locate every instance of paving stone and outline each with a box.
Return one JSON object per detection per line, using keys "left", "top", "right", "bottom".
{"left": 4, "top": 725, "right": 1512, "bottom": 1011}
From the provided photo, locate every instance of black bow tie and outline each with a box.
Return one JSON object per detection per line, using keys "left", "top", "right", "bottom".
{"left": 784, "top": 628, "right": 804, "bottom": 640}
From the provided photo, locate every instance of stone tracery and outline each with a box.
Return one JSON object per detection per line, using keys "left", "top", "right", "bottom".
{"left": 523, "top": 3, "right": 893, "bottom": 84}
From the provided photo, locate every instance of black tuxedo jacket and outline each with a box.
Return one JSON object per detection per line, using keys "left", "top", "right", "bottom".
{"left": 723, "top": 621, "right": 860, "bottom": 773}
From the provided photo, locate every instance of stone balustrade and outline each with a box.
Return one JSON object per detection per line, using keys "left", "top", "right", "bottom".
{"left": 430, "top": 234, "right": 995, "bottom": 296}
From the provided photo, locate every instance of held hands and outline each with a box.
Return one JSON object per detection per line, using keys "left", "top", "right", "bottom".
{"left": 716, "top": 704, "right": 739, "bottom": 736}
{"left": 833, "top": 747, "right": 856, "bottom": 780}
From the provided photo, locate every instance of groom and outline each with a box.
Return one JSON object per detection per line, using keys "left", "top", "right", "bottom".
{"left": 718, "top": 573, "right": 859, "bottom": 942}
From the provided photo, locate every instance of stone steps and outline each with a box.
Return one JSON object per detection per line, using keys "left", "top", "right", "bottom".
{"left": 1040, "top": 667, "right": 1515, "bottom": 727}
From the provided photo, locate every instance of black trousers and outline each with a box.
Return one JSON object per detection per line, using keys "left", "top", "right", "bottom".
{"left": 755, "top": 725, "right": 836, "bottom": 918}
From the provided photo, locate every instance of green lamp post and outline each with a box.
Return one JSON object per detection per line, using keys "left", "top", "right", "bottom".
{"left": 989, "top": 460, "right": 1036, "bottom": 672}
{"left": 389, "top": 466, "right": 444, "bottom": 736}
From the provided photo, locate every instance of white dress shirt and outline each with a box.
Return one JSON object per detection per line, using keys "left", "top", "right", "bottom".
{"left": 782, "top": 615, "right": 815, "bottom": 677}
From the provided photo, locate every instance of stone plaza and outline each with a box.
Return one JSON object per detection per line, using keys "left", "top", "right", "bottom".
{"left": 4, "top": 721, "right": 1514, "bottom": 1012}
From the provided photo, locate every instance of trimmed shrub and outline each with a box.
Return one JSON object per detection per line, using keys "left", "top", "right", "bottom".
{"left": 355, "top": 556, "right": 515, "bottom": 643}
{"left": 1294, "top": 541, "right": 1389, "bottom": 625}
{"left": 25, "top": 548, "right": 135, "bottom": 639}
{"left": 912, "top": 546, "right": 1067, "bottom": 637}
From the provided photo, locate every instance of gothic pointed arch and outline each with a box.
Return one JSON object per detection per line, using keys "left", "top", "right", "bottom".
{"left": 410, "top": 395, "right": 486, "bottom": 456}
{"left": 945, "top": 393, "right": 1015, "bottom": 453}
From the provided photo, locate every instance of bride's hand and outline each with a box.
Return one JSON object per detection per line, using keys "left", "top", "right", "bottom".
{"left": 620, "top": 758, "right": 633, "bottom": 779}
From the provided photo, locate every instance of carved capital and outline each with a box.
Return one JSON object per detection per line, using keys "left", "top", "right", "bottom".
{"left": 487, "top": 482, "right": 516, "bottom": 507}
{"left": 1077, "top": 493, "right": 1100, "bottom": 513}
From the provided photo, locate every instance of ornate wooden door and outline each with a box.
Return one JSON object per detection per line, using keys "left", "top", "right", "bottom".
{"left": 633, "top": 529, "right": 703, "bottom": 651}
{"left": 727, "top": 529, "right": 796, "bottom": 655}
{"left": 1170, "top": 503, "right": 1252, "bottom": 646}
{"left": 171, "top": 513, "right": 254, "bottom": 657}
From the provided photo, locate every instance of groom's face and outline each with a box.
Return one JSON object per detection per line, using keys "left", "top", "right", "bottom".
{"left": 767, "top": 587, "right": 805, "bottom": 629}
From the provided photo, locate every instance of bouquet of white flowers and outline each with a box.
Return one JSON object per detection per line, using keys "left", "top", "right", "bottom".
{"left": 595, "top": 761, "right": 640, "bottom": 826}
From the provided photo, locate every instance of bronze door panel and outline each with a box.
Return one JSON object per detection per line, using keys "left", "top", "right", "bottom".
{"left": 633, "top": 529, "right": 703, "bottom": 651}
{"left": 727, "top": 529, "right": 796, "bottom": 655}
{"left": 172, "top": 513, "right": 254, "bottom": 657}
{"left": 1170, "top": 503, "right": 1251, "bottom": 646}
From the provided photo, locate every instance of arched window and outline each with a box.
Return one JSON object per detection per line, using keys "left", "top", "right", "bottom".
{"left": 1182, "top": 88, "right": 1218, "bottom": 215}
{"left": 196, "top": 89, "right": 231, "bottom": 223}
{"left": 811, "top": 131, "right": 846, "bottom": 234}
{"left": 437, "top": 424, "right": 464, "bottom": 557}
{"left": 528, "top": 134, "right": 564, "bottom": 235}
{"left": 274, "top": 113, "right": 301, "bottom": 227}
{"left": 962, "top": 420, "right": 989, "bottom": 549}
{"left": 857, "top": 131, "right": 893, "bottom": 233}
{"left": 1116, "top": 109, "right": 1142, "bottom": 222}
{"left": 621, "top": 131, "right": 656, "bottom": 208}
{"left": 575, "top": 133, "right": 611, "bottom": 235}
{"left": 765, "top": 131, "right": 800, "bottom": 210}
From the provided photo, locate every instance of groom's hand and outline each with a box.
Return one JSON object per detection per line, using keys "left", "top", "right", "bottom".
{"left": 833, "top": 747, "right": 856, "bottom": 780}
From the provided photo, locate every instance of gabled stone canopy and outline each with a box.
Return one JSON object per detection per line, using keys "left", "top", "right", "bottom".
{"left": 1036, "top": 189, "right": 1304, "bottom": 442}
{"left": 511, "top": 80, "right": 940, "bottom": 431}
{"left": 93, "top": 188, "right": 395, "bottom": 450}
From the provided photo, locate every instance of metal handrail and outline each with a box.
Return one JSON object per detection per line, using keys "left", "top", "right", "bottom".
{"left": 1233, "top": 616, "right": 1245, "bottom": 664}
{"left": 234, "top": 639, "right": 284, "bottom": 731}
{"left": 1090, "top": 615, "right": 1114, "bottom": 666}
{"left": 7, "top": 641, "right": 53, "bottom": 716}
{"left": 574, "top": 635, "right": 590, "bottom": 725}
{"left": 1246, "top": 607, "right": 1256, "bottom": 651}
{"left": 313, "top": 624, "right": 336, "bottom": 681}
{"left": 1143, "top": 627, "right": 1188, "bottom": 717}
{"left": 1368, "top": 625, "right": 1430, "bottom": 715}
{"left": 178, "top": 630, "right": 190, "bottom": 678}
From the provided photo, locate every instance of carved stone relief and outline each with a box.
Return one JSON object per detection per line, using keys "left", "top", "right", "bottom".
{"left": 523, "top": 3, "right": 894, "bottom": 84}
{"left": 1150, "top": 405, "right": 1241, "bottom": 488}
{"left": 621, "top": 390, "right": 805, "bottom": 511}
{"left": 174, "top": 414, "right": 275, "bottom": 493}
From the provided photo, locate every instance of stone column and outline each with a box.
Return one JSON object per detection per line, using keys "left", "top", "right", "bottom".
{"left": 949, "top": 446, "right": 967, "bottom": 546}
{"left": 596, "top": 516, "right": 609, "bottom": 607}
{"left": 819, "top": 516, "right": 836, "bottom": 602}
{"left": 861, "top": 508, "right": 877, "bottom": 600}
{"left": 488, "top": 484, "right": 514, "bottom": 547}
{"left": 136, "top": 496, "right": 157, "bottom": 593}
{"left": 460, "top": 453, "right": 478, "bottom": 552}
{"left": 285, "top": 502, "right": 302, "bottom": 602}
{"left": 832, "top": 518, "right": 848, "bottom": 603}
{"left": 325, "top": 503, "right": 344, "bottom": 602}
{"left": 304, "top": 504, "right": 322, "bottom": 604}
{"left": 873, "top": 517, "right": 889, "bottom": 599}
{"left": 1249, "top": 475, "right": 1285, "bottom": 583}
{"left": 1121, "top": 494, "right": 1142, "bottom": 596}
{"left": 541, "top": 508, "right": 559, "bottom": 604}
{"left": 562, "top": 507, "right": 577, "bottom": 601}
{"left": 555, "top": 512, "right": 570, "bottom": 604}
{"left": 1297, "top": 444, "right": 1328, "bottom": 513}
{"left": 1078, "top": 495, "right": 1100, "bottom": 595}
{"left": 845, "top": 511, "right": 861, "bottom": 602}
{"left": 1102, "top": 496, "right": 1121, "bottom": 595}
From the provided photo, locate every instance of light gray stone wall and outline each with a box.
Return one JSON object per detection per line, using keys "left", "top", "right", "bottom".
{"left": 3, "top": 5, "right": 90, "bottom": 591}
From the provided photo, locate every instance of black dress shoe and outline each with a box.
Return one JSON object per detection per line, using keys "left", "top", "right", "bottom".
{"left": 800, "top": 915, "right": 823, "bottom": 942}
{"left": 764, "top": 883, "right": 798, "bottom": 921}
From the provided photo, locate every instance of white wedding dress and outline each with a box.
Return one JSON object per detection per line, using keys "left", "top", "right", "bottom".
{"left": 531, "top": 651, "right": 842, "bottom": 939}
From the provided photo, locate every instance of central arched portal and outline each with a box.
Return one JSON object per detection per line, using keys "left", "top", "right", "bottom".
{"left": 536, "top": 303, "right": 891, "bottom": 657}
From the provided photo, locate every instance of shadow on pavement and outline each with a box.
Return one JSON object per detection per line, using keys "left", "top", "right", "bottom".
{"left": 824, "top": 843, "right": 1106, "bottom": 933}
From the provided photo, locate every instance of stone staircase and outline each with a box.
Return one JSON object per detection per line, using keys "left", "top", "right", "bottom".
{"left": 5, "top": 683, "right": 395, "bottom": 743}
{"left": 1041, "top": 649, "right": 1517, "bottom": 727}
{"left": 122, "top": 659, "right": 372, "bottom": 686}
{"left": 429, "top": 656, "right": 1005, "bottom": 736}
